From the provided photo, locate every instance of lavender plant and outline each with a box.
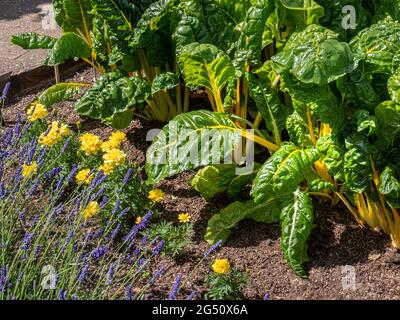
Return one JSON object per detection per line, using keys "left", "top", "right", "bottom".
{"left": 0, "top": 115, "right": 162, "bottom": 300}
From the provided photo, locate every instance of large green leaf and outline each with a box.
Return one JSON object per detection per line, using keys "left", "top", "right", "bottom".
{"left": 273, "top": 24, "right": 356, "bottom": 85}
{"left": 146, "top": 110, "right": 243, "bottom": 184}
{"left": 233, "top": 0, "right": 273, "bottom": 69}
{"left": 75, "top": 71, "right": 150, "bottom": 127}
{"left": 343, "top": 147, "right": 372, "bottom": 193}
{"left": 91, "top": 0, "right": 137, "bottom": 67}
{"left": 205, "top": 196, "right": 289, "bottom": 245}
{"left": 280, "top": 189, "right": 314, "bottom": 278}
{"left": 375, "top": 101, "right": 400, "bottom": 148}
{"left": 44, "top": 32, "right": 91, "bottom": 65}
{"left": 171, "top": 0, "right": 246, "bottom": 55}
{"left": 316, "top": 134, "right": 345, "bottom": 180}
{"left": 52, "top": 0, "right": 92, "bottom": 34}
{"left": 350, "top": 17, "right": 400, "bottom": 75}
{"left": 388, "top": 72, "right": 400, "bottom": 105}
{"left": 336, "top": 68, "right": 379, "bottom": 111}
{"left": 11, "top": 33, "right": 57, "bottom": 49}
{"left": 151, "top": 72, "right": 180, "bottom": 94}
{"left": 38, "top": 82, "right": 89, "bottom": 107}
{"left": 190, "top": 163, "right": 259, "bottom": 200}
{"left": 246, "top": 72, "right": 290, "bottom": 135}
{"left": 251, "top": 144, "right": 319, "bottom": 204}
{"left": 178, "top": 43, "right": 236, "bottom": 94}
{"left": 286, "top": 111, "right": 313, "bottom": 147}
{"left": 379, "top": 166, "right": 400, "bottom": 199}
{"left": 280, "top": 72, "right": 344, "bottom": 130}
{"left": 278, "top": 0, "right": 324, "bottom": 31}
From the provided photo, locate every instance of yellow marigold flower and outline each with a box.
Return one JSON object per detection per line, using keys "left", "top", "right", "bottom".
{"left": 135, "top": 216, "right": 142, "bottom": 224}
{"left": 22, "top": 162, "right": 38, "bottom": 179}
{"left": 82, "top": 201, "right": 100, "bottom": 220}
{"left": 109, "top": 131, "right": 127, "bottom": 144}
{"left": 75, "top": 169, "right": 93, "bottom": 185}
{"left": 101, "top": 132, "right": 126, "bottom": 152}
{"left": 79, "top": 133, "right": 102, "bottom": 156}
{"left": 98, "top": 163, "right": 115, "bottom": 175}
{"left": 148, "top": 189, "right": 164, "bottom": 203}
{"left": 178, "top": 213, "right": 191, "bottom": 223}
{"left": 211, "top": 258, "right": 230, "bottom": 274}
{"left": 103, "top": 148, "right": 126, "bottom": 167}
{"left": 27, "top": 103, "right": 48, "bottom": 122}
{"left": 38, "top": 122, "right": 69, "bottom": 147}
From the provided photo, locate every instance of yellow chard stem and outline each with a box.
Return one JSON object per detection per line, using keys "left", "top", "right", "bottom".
{"left": 306, "top": 106, "right": 317, "bottom": 145}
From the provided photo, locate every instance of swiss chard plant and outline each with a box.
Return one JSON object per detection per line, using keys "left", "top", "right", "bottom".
{"left": 146, "top": 0, "right": 400, "bottom": 277}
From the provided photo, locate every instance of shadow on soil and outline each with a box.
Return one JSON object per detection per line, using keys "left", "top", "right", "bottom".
{"left": 0, "top": 0, "right": 52, "bottom": 21}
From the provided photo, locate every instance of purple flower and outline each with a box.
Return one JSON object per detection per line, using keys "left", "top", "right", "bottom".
{"left": 100, "top": 196, "right": 109, "bottom": 208}
{"left": 123, "top": 225, "right": 139, "bottom": 244}
{"left": 44, "top": 167, "right": 63, "bottom": 180}
{"left": 60, "top": 137, "right": 70, "bottom": 153}
{"left": 17, "top": 271, "right": 24, "bottom": 284}
{"left": 65, "top": 230, "right": 74, "bottom": 244}
{"left": 93, "top": 228, "right": 104, "bottom": 239}
{"left": 125, "top": 285, "right": 132, "bottom": 300}
{"left": 117, "top": 207, "right": 129, "bottom": 220}
{"left": 0, "top": 267, "right": 9, "bottom": 293}
{"left": 137, "top": 211, "right": 153, "bottom": 230}
{"left": 263, "top": 293, "right": 270, "bottom": 300}
{"left": 168, "top": 274, "right": 182, "bottom": 300}
{"left": 66, "top": 164, "right": 78, "bottom": 183}
{"left": 186, "top": 291, "right": 197, "bottom": 300}
{"left": 26, "top": 138, "right": 37, "bottom": 163}
{"left": 91, "top": 246, "right": 109, "bottom": 262}
{"left": 106, "top": 263, "right": 115, "bottom": 285}
{"left": 18, "top": 211, "right": 27, "bottom": 228}
{"left": 0, "top": 82, "right": 11, "bottom": 100}
{"left": 147, "top": 266, "right": 165, "bottom": 286}
{"left": 152, "top": 240, "right": 164, "bottom": 256}
{"left": 112, "top": 198, "right": 121, "bottom": 215}
{"left": 123, "top": 168, "right": 132, "bottom": 185}
{"left": 33, "top": 244, "right": 41, "bottom": 258}
{"left": 108, "top": 223, "right": 121, "bottom": 242}
{"left": 77, "top": 263, "right": 89, "bottom": 283}
{"left": 20, "top": 232, "right": 34, "bottom": 250}
{"left": 203, "top": 240, "right": 222, "bottom": 257}
{"left": 58, "top": 288, "right": 67, "bottom": 300}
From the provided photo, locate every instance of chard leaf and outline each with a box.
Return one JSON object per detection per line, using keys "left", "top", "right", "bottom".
{"left": 205, "top": 197, "right": 289, "bottom": 245}
{"left": 388, "top": 72, "right": 400, "bottom": 105}
{"left": 44, "top": 32, "right": 91, "bottom": 66}
{"left": 316, "top": 135, "right": 345, "bottom": 180}
{"left": 11, "top": 33, "right": 57, "bottom": 49}
{"left": 251, "top": 144, "right": 320, "bottom": 204}
{"left": 336, "top": 69, "right": 379, "bottom": 111}
{"left": 38, "top": 83, "right": 89, "bottom": 107}
{"left": 343, "top": 147, "right": 372, "bottom": 193}
{"left": 151, "top": 72, "right": 180, "bottom": 95}
{"left": 75, "top": 71, "right": 150, "bottom": 128}
{"left": 190, "top": 164, "right": 259, "bottom": 200}
{"left": 53, "top": 0, "right": 92, "bottom": 34}
{"left": 280, "top": 73, "right": 344, "bottom": 130}
{"left": 246, "top": 72, "right": 290, "bottom": 135}
{"left": 375, "top": 101, "right": 400, "bottom": 148}
{"left": 234, "top": 0, "right": 273, "bottom": 68}
{"left": 350, "top": 17, "right": 400, "bottom": 75}
{"left": 278, "top": 0, "right": 324, "bottom": 30}
{"left": 280, "top": 189, "right": 314, "bottom": 278}
{"left": 286, "top": 111, "right": 313, "bottom": 147}
{"left": 91, "top": 0, "right": 137, "bottom": 67}
{"left": 273, "top": 24, "right": 356, "bottom": 85}
{"left": 146, "top": 110, "right": 242, "bottom": 184}
{"left": 354, "top": 110, "right": 377, "bottom": 136}
{"left": 379, "top": 166, "right": 400, "bottom": 199}
{"left": 178, "top": 43, "right": 236, "bottom": 94}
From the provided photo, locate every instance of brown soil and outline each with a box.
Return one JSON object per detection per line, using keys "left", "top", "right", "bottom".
{"left": 3, "top": 67, "right": 400, "bottom": 300}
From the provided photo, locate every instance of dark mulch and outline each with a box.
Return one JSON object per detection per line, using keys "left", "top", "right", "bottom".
{"left": 3, "top": 67, "right": 400, "bottom": 300}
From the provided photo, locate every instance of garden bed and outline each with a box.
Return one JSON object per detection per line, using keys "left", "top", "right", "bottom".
{"left": 3, "top": 67, "right": 400, "bottom": 300}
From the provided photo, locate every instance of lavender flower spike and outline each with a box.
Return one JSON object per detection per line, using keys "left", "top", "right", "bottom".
{"left": 203, "top": 239, "right": 223, "bottom": 257}
{"left": 152, "top": 240, "right": 165, "bottom": 256}
{"left": 168, "top": 274, "right": 182, "bottom": 300}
